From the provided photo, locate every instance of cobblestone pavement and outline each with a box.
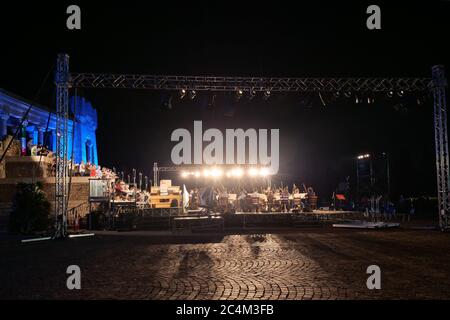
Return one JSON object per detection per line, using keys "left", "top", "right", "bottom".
{"left": 1, "top": 228, "right": 450, "bottom": 299}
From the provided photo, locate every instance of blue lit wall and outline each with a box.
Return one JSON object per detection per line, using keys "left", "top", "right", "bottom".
{"left": 0, "top": 90, "right": 98, "bottom": 165}
{"left": 70, "top": 96, "right": 98, "bottom": 165}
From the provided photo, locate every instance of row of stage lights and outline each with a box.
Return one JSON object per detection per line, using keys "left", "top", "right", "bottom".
{"left": 357, "top": 153, "right": 371, "bottom": 160}
{"left": 176, "top": 88, "right": 408, "bottom": 103}
{"left": 164, "top": 89, "right": 421, "bottom": 111}
{"left": 181, "top": 167, "right": 271, "bottom": 179}
{"left": 336, "top": 90, "right": 406, "bottom": 105}
{"left": 179, "top": 88, "right": 272, "bottom": 101}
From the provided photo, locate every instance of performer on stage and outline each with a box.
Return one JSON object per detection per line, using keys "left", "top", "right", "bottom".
{"left": 281, "top": 187, "right": 290, "bottom": 213}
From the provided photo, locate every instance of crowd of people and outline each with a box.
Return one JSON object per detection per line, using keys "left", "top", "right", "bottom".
{"left": 358, "top": 194, "right": 427, "bottom": 222}
{"left": 16, "top": 139, "right": 433, "bottom": 220}
{"left": 113, "top": 179, "right": 151, "bottom": 204}
{"left": 188, "top": 184, "right": 317, "bottom": 214}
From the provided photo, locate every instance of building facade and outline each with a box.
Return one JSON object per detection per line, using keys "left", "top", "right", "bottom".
{"left": 0, "top": 89, "right": 98, "bottom": 165}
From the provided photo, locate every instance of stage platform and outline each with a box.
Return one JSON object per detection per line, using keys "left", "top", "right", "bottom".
{"left": 224, "top": 210, "right": 359, "bottom": 228}
{"left": 110, "top": 209, "right": 362, "bottom": 231}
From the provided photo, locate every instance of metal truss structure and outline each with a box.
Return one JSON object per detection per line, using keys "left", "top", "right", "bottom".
{"left": 71, "top": 73, "right": 431, "bottom": 93}
{"left": 432, "top": 65, "right": 450, "bottom": 229}
{"left": 54, "top": 54, "right": 70, "bottom": 238}
{"left": 54, "top": 53, "right": 450, "bottom": 234}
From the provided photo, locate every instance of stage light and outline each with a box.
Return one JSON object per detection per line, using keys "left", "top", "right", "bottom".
{"left": 229, "top": 167, "right": 244, "bottom": 178}
{"left": 210, "top": 168, "right": 223, "bottom": 178}
{"left": 333, "top": 91, "right": 341, "bottom": 98}
{"left": 387, "top": 91, "right": 394, "bottom": 98}
{"left": 181, "top": 171, "right": 189, "bottom": 178}
{"left": 235, "top": 89, "right": 243, "bottom": 101}
{"left": 357, "top": 154, "right": 370, "bottom": 160}
{"left": 248, "top": 167, "right": 259, "bottom": 176}
{"left": 194, "top": 171, "right": 201, "bottom": 178}
{"left": 344, "top": 91, "right": 352, "bottom": 98}
{"left": 263, "top": 90, "right": 271, "bottom": 100}
{"left": 208, "top": 94, "right": 216, "bottom": 108}
{"left": 319, "top": 92, "right": 326, "bottom": 107}
{"left": 190, "top": 90, "right": 196, "bottom": 100}
{"left": 258, "top": 167, "right": 270, "bottom": 177}
{"left": 397, "top": 90, "right": 404, "bottom": 97}
{"left": 249, "top": 89, "right": 256, "bottom": 100}
{"left": 203, "top": 169, "right": 211, "bottom": 177}
{"left": 180, "top": 89, "right": 187, "bottom": 99}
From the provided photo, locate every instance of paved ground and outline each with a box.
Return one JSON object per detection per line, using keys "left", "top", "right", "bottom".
{"left": 1, "top": 227, "right": 450, "bottom": 299}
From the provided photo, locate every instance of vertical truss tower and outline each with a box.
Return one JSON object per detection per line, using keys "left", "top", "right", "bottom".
{"left": 54, "top": 53, "right": 70, "bottom": 239}
{"left": 432, "top": 65, "right": 450, "bottom": 230}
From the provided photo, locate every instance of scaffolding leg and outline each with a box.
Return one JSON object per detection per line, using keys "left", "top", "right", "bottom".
{"left": 54, "top": 53, "right": 70, "bottom": 239}
{"left": 432, "top": 65, "right": 450, "bottom": 230}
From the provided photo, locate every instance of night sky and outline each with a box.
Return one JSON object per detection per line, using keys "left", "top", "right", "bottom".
{"left": 1, "top": 1, "right": 450, "bottom": 200}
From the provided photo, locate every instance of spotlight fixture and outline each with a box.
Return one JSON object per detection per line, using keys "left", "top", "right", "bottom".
{"left": 228, "top": 167, "right": 244, "bottom": 178}
{"left": 168, "top": 95, "right": 173, "bottom": 109}
{"left": 235, "top": 89, "right": 244, "bottom": 101}
{"left": 357, "top": 153, "right": 371, "bottom": 160}
{"left": 179, "top": 89, "right": 187, "bottom": 99}
{"left": 249, "top": 89, "right": 256, "bottom": 100}
{"left": 162, "top": 94, "right": 173, "bottom": 109}
{"left": 208, "top": 94, "right": 216, "bottom": 108}
{"left": 318, "top": 92, "right": 326, "bottom": 107}
{"left": 344, "top": 91, "right": 352, "bottom": 98}
{"left": 263, "top": 90, "right": 271, "bottom": 100}
{"left": 248, "top": 167, "right": 259, "bottom": 176}
{"left": 333, "top": 91, "right": 341, "bottom": 98}
{"left": 387, "top": 91, "right": 394, "bottom": 98}
{"left": 189, "top": 90, "right": 196, "bottom": 100}
{"left": 355, "top": 96, "right": 360, "bottom": 104}
{"left": 258, "top": 168, "right": 270, "bottom": 177}
{"left": 397, "top": 90, "right": 404, "bottom": 97}
{"left": 210, "top": 168, "right": 223, "bottom": 178}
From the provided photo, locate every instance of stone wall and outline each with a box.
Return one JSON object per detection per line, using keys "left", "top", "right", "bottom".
{"left": 0, "top": 177, "right": 91, "bottom": 231}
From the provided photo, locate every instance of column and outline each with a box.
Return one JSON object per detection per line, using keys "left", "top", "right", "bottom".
{"left": 0, "top": 111, "right": 9, "bottom": 140}
{"left": 51, "top": 129, "right": 57, "bottom": 152}
{"left": 37, "top": 127, "right": 45, "bottom": 145}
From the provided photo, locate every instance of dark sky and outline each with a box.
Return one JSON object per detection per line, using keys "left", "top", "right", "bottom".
{"left": 1, "top": 1, "right": 450, "bottom": 199}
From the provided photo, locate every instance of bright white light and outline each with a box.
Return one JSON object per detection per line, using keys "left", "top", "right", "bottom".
{"left": 194, "top": 171, "right": 201, "bottom": 178}
{"left": 248, "top": 168, "right": 259, "bottom": 176}
{"left": 181, "top": 171, "right": 189, "bottom": 178}
{"left": 210, "top": 168, "right": 223, "bottom": 178}
{"left": 203, "top": 169, "right": 211, "bottom": 177}
{"left": 357, "top": 154, "right": 370, "bottom": 160}
{"left": 229, "top": 167, "right": 244, "bottom": 178}
{"left": 258, "top": 168, "right": 270, "bottom": 177}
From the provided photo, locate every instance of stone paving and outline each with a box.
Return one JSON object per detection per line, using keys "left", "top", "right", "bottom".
{"left": 1, "top": 228, "right": 450, "bottom": 299}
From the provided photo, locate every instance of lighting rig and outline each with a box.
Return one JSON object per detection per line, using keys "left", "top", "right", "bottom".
{"left": 53, "top": 53, "right": 449, "bottom": 236}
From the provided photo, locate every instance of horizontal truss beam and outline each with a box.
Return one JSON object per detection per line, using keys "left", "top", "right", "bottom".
{"left": 71, "top": 73, "right": 432, "bottom": 92}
